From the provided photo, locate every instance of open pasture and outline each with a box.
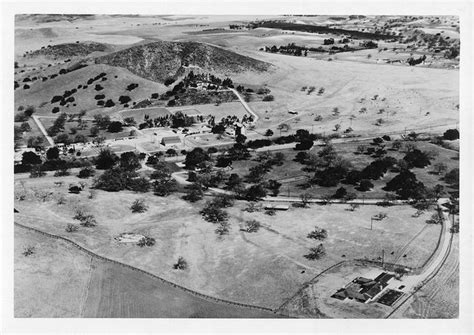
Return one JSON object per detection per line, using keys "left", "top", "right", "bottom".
{"left": 14, "top": 177, "right": 441, "bottom": 309}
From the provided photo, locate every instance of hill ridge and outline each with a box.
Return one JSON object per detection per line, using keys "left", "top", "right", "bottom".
{"left": 93, "top": 40, "right": 271, "bottom": 83}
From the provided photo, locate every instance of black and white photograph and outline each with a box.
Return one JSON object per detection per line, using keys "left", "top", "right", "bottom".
{"left": 1, "top": 0, "right": 472, "bottom": 333}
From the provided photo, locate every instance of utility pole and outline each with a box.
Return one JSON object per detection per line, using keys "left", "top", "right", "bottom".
{"left": 382, "top": 249, "right": 385, "bottom": 268}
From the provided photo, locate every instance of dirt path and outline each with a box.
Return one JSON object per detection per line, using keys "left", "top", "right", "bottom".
{"left": 229, "top": 88, "right": 259, "bottom": 122}
{"left": 31, "top": 115, "right": 55, "bottom": 146}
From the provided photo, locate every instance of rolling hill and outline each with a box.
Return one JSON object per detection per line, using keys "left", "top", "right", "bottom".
{"left": 14, "top": 63, "right": 167, "bottom": 116}
{"left": 94, "top": 40, "right": 272, "bottom": 83}
{"left": 25, "top": 42, "right": 112, "bottom": 59}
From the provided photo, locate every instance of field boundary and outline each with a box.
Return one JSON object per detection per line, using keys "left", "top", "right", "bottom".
{"left": 14, "top": 221, "right": 281, "bottom": 316}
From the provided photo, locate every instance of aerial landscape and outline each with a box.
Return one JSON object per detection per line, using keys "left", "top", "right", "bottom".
{"left": 13, "top": 14, "right": 460, "bottom": 319}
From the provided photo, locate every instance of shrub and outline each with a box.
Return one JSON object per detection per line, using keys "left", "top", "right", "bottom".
{"left": 29, "top": 165, "right": 46, "bottom": 178}
{"left": 294, "top": 140, "right": 314, "bottom": 151}
{"left": 24, "top": 106, "right": 35, "bottom": 117}
{"left": 94, "top": 84, "right": 104, "bottom": 91}
{"left": 119, "top": 95, "right": 132, "bottom": 104}
{"left": 126, "top": 83, "right": 139, "bottom": 91}
{"left": 358, "top": 179, "right": 374, "bottom": 192}
{"left": 173, "top": 256, "right": 188, "bottom": 270}
{"left": 22, "top": 246, "right": 35, "bottom": 257}
{"left": 104, "top": 99, "right": 115, "bottom": 108}
{"left": 200, "top": 202, "right": 228, "bottom": 223}
{"left": 262, "top": 94, "right": 274, "bottom": 101}
{"left": 243, "top": 220, "right": 261, "bottom": 233}
{"left": 94, "top": 94, "right": 105, "bottom": 100}
{"left": 182, "top": 183, "right": 204, "bottom": 202}
{"left": 443, "top": 128, "right": 459, "bottom": 140}
{"left": 307, "top": 227, "right": 328, "bottom": 240}
{"left": 304, "top": 244, "right": 326, "bottom": 260}
{"left": 65, "top": 223, "right": 79, "bottom": 232}
{"left": 20, "top": 122, "right": 31, "bottom": 133}
{"left": 212, "top": 194, "right": 235, "bottom": 208}
{"left": 403, "top": 149, "right": 431, "bottom": 168}
{"left": 164, "top": 77, "right": 175, "bottom": 86}
{"left": 131, "top": 199, "right": 148, "bottom": 213}
{"left": 14, "top": 113, "right": 29, "bottom": 122}
{"left": 333, "top": 187, "right": 347, "bottom": 199}
{"left": 107, "top": 121, "right": 123, "bottom": 133}
{"left": 137, "top": 236, "right": 155, "bottom": 247}
{"left": 215, "top": 222, "right": 230, "bottom": 236}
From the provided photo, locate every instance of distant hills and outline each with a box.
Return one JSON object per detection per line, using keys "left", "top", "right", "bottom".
{"left": 94, "top": 41, "right": 272, "bottom": 83}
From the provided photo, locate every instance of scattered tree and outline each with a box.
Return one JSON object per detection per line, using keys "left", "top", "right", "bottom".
{"left": 131, "top": 199, "right": 148, "bottom": 213}
{"left": 304, "top": 244, "right": 326, "bottom": 260}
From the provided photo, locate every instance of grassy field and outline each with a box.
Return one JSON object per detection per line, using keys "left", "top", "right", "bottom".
{"left": 82, "top": 257, "right": 278, "bottom": 318}
{"left": 14, "top": 226, "right": 92, "bottom": 317}
{"left": 14, "top": 174, "right": 442, "bottom": 309}
{"left": 14, "top": 226, "right": 278, "bottom": 318}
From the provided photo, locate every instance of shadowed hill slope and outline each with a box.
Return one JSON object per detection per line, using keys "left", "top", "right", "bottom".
{"left": 94, "top": 40, "right": 272, "bottom": 83}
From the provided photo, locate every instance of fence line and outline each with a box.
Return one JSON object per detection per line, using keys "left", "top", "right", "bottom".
{"left": 14, "top": 222, "right": 278, "bottom": 314}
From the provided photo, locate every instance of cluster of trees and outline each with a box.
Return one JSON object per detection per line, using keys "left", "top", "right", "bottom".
{"left": 138, "top": 111, "right": 195, "bottom": 129}
{"left": 199, "top": 194, "right": 235, "bottom": 236}
{"left": 46, "top": 113, "right": 67, "bottom": 137}
{"left": 291, "top": 134, "right": 442, "bottom": 200}
{"left": 92, "top": 150, "right": 177, "bottom": 196}
{"left": 126, "top": 83, "right": 139, "bottom": 91}
{"left": 92, "top": 150, "right": 148, "bottom": 192}
{"left": 86, "top": 72, "right": 107, "bottom": 85}
{"left": 14, "top": 106, "right": 35, "bottom": 122}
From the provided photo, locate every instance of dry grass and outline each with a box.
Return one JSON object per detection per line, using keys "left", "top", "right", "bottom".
{"left": 14, "top": 226, "right": 92, "bottom": 317}
{"left": 14, "top": 175, "right": 442, "bottom": 309}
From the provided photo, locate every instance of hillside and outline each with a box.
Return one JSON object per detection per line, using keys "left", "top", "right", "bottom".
{"left": 14, "top": 64, "right": 167, "bottom": 116}
{"left": 25, "top": 42, "right": 112, "bottom": 59}
{"left": 94, "top": 41, "right": 272, "bottom": 83}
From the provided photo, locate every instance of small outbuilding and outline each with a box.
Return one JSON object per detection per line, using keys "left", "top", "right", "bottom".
{"left": 264, "top": 204, "right": 289, "bottom": 211}
{"left": 161, "top": 136, "right": 181, "bottom": 146}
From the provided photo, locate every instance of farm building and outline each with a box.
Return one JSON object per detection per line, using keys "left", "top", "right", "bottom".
{"left": 331, "top": 272, "right": 394, "bottom": 303}
{"left": 161, "top": 136, "right": 181, "bottom": 146}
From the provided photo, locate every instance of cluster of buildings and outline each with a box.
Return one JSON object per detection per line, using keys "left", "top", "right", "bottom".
{"left": 331, "top": 272, "right": 396, "bottom": 303}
